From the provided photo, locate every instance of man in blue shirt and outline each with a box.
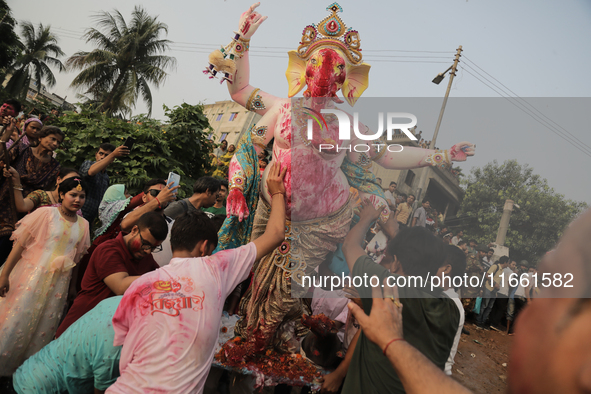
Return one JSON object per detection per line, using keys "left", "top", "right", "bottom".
{"left": 14, "top": 297, "right": 123, "bottom": 394}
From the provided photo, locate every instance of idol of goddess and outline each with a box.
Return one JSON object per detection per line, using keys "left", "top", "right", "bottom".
{"left": 205, "top": 3, "right": 475, "bottom": 351}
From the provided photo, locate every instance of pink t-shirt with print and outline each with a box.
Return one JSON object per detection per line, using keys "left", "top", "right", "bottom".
{"left": 106, "top": 243, "right": 257, "bottom": 394}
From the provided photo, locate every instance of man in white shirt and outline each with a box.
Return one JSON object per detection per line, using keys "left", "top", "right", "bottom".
{"left": 438, "top": 245, "right": 467, "bottom": 376}
{"left": 451, "top": 230, "right": 463, "bottom": 246}
{"left": 383, "top": 181, "right": 398, "bottom": 210}
{"left": 107, "top": 164, "right": 287, "bottom": 394}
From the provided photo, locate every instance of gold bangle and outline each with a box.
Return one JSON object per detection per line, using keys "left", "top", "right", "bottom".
{"left": 246, "top": 88, "right": 266, "bottom": 111}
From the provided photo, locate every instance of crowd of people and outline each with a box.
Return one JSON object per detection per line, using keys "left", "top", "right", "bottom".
{"left": 0, "top": 88, "right": 589, "bottom": 394}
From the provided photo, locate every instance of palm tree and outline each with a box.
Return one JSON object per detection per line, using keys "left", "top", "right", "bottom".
{"left": 67, "top": 6, "right": 176, "bottom": 117}
{"left": 4, "top": 21, "right": 65, "bottom": 100}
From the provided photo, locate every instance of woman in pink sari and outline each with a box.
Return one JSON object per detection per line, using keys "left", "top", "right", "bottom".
{"left": 0, "top": 178, "right": 90, "bottom": 375}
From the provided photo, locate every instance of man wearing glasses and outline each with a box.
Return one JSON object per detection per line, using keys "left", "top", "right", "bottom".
{"left": 56, "top": 212, "right": 168, "bottom": 337}
{"left": 121, "top": 179, "right": 180, "bottom": 267}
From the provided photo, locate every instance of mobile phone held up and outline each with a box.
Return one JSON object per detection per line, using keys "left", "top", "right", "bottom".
{"left": 167, "top": 172, "right": 181, "bottom": 191}
{"left": 123, "top": 136, "right": 136, "bottom": 151}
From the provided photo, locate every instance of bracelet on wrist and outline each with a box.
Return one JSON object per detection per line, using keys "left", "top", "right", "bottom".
{"left": 13, "top": 186, "right": 23, "bottom": 191}
{"left": 382, "top": 337, "right": 405, "bottom": 356}
{"left": 155, "top": 197, "right": 162, "bottom": 210}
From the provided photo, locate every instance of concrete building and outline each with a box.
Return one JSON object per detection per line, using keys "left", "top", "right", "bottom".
{"left": 26, "top": 81, "right": 75, "bottom": 111}
{"left": 371, "top": 133, "right": 465, "bottom": 223}
{"left": 203, "top": 100, "right": 262, "bottom": 146}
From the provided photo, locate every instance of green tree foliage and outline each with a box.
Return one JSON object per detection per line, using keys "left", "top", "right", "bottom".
{"left": 0, "top": 0, "right": 23, "bottom": 80}
{"left": 459, "top": 160, "right": 587, "bottom": 263}
{"left": 67, "top": 6, "right": 176, "bottom": 117}
{"left": 55, "top": 103, "right": 214, "bottom": 198}
{"left": 4, "top": 21, "right": 65, "bottom": 100}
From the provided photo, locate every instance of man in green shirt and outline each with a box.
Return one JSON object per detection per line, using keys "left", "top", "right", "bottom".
{"left": 203, "top": 179, "right": 228, "bottom": 216}
{"left": 341, "top": 201, "right": 459, "bottom": 394}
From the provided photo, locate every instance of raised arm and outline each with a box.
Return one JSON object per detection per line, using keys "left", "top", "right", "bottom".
{"left": 342, "top": 199, "right": 384, "bottom": 273}
{"left": 348, "top": 281, "right": 473, "bottom": 394}
{"left": 252, "top": 162, "right": 286, "bottom": 260}
{"left": 3, "top": 166, "right": 34, "bottom": 212}
{"left": 206, "top": 3, "right": 280, "bottom": 116}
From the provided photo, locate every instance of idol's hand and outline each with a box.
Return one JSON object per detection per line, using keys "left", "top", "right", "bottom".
{"left": 238, "top": 3, "right": 268, "bottom": 39}
{"left": 227, "top": 188, "right": 249, "bottom": 222}
{"left": 450, "top": 142, "right": 475, "bottom": 162}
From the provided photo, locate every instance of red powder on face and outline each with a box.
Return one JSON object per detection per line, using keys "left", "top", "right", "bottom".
{"left": 304, "top": 48, "right": 346, "bottom": 98}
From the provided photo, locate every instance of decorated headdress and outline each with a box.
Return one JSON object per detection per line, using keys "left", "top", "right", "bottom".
{"left": 74, "top": 178, "right": 83, "bottom": 191}
{"left": 296, "top": 3, "right": 362, "bottom": 65}
{"left": 286, "top": 3, "right": 371, "bottom": 106}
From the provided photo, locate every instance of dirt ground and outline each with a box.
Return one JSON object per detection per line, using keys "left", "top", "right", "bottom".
{"left": 452, "top": 322, "right": 512, "bottom": 393}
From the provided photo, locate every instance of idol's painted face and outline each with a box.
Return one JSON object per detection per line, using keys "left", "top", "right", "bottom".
{"left": 303, "top": 48, "right": 346, "bottom": 98}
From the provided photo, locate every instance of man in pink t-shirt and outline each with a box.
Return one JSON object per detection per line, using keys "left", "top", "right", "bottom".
{"left": 107, "top": 163, "right": 287, "bottom": 394}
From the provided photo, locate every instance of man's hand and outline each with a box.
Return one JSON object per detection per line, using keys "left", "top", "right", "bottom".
{"left": 320, "top": 370, "right": 345, "bottom": 393}
{"left": 266, "top": 162, "right": 286, "bottom": 196}
{"left": 111, "top": 145, "right": 130, "bottom": 158}
{"left": 157, "top": 182, "right": 180, "bottom": 206}
{"left": 449, "top": 142, "right": 475, "bottom": 162}
{"left": 239, "top": 3, "right": 268, "bottom": 39}
{"left": 347, "top": 278, "right": 404, "bottom": 351}
{"left": 356, "top": 198, "right": 385, "bottom": 223}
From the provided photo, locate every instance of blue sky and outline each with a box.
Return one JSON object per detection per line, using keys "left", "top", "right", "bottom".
{"left": 10, "top": 0, "right": 591, "bottom": 203}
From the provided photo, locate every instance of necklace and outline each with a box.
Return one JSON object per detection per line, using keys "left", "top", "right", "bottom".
{"left": 60, "top": 205, "right": 76, "bottom": 217}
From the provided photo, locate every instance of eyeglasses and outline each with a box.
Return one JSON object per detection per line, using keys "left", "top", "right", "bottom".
{"left": 138, "top": 231, "right": 163, "bottom": 253}
{"left": 147, "top": 189, "right": 160, "bottom": 197}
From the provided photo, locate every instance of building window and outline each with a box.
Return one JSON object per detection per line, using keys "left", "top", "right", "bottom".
{"left": 229, "top": 112, "right": 238, "bottom": 121}
{"left": 216, "top": 113, "right": 223, "bottom": 121}
{"left": 207, "top": 133, "right": 213, "bottom": 140}
{"left": 220, "top": 133, "right": 228, "bottom": 142}
{"left": 405, "top": 170, "right": 415, "bottom": 187}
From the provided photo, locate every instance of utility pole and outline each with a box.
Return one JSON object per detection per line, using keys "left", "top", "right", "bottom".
{"left": 414, "top": 45, "right": 463, "bottom": 205}
{"left": 496, "top": 199, "right": 514, "bottom": 246}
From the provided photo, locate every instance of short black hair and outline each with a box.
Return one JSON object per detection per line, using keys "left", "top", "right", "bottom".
{"left": 143, "top": 178, "right": 166, "bottom": 193}
{"left": 4, "top": 99, "right": 21, "bottom": 114}
{"left": 422, "top": 198, "right": 431, "bottom": 204}
{"left": 386, "top": 226, "right": 446, "bottom": 279}
{"left": 488, "top": 248, "right": 494, "bottom": 253}
{"left": 99, "top": 143, "right": 116, "bottom": 153}
{"left": 444, "top": 244, "right": 467, "bottom": 278}
{"left": 498, "top": 256, "right": 510, "bottom": 265}
{"left": 457, "top": 240, "right": 466, "bottom": 246}
{"left": 220, "top": 179, "right": 228, "bottom": 189}
{"left": 170, "top": 211, "right": 218, "bottom": 252}
{"left": 58, "top": 167, "right": 78, "bottom": 179}
{"left": 193, "top": 176, "right": 221, "bottom": 194}
{"left": 38, "top": 125, "right": 65, "bottom": 140}
{"left": 137, "top": 211, "right": 168, "bottom": 242}
{"left": 389, "top": 181, "right": 397, "bottom": 186}
{"left": 408, "top": 194, "right": 415, "bottom": 199}
{"left": 58, "top": 177, "right": 87, "bottom": 198}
